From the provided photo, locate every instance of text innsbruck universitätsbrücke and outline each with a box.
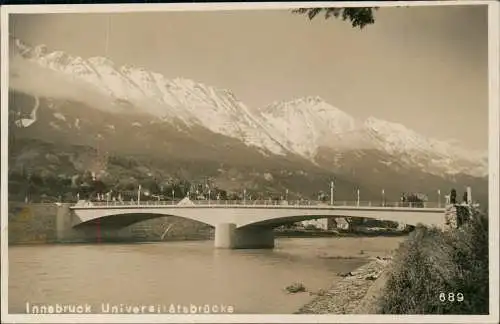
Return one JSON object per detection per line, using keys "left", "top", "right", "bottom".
{"left": 25, "top": 302, "right": 235, "bottom": 314}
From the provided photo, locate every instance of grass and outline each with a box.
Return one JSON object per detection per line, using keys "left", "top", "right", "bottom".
{"left": 376, "top": 208, "right": 489, "bottom": 314}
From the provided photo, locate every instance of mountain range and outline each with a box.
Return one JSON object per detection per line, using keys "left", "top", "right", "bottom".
{"left": 7, "top": 36, "right": 489, "bottom": 204}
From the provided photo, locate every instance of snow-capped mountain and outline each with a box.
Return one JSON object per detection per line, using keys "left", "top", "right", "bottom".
{"left": 362, "top": 117, "right": 487, "bottom": 176}
{"left": 10, "top": 37, "right": 289, "bottom": 156}
{"left": 256, "top": 97, "right": 487, "bottom": 177}
{"left": 9, "top": 37, "right": 488, "bottom": 178}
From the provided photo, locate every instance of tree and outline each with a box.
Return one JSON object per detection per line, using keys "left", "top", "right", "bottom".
{"left": 92, "top": 179, "right": 107, "bottom": 195}
{"left": 227, "top": 192, "right": 242, "bottom": 201}
{"left": 292, "top": 7, "right": 377, "bottom": 29}
{"left": 450, "top": 188, "right": 457, "bottom": 204}
{"left": 217, "top": 189, "right": 228, "bottom": 200}
{"left": 141, "top": 177, "right": 160, "bottom": 195}
{"left": 345, "top": 217, "right": 365, "bottom": 232}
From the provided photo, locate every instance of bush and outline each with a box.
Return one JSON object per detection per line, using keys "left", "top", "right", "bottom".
{"left": 285, "top": 282, "right": 306, "bottom": 293}
{"left": 377, "top": 210, "right": 489, "bottom": 314}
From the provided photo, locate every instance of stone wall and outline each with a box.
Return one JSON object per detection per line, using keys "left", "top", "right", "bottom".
{"left": 8, "top": 203, "right": 58, "bottom": 244}
{"left": 8, "top": 202, "right": 214, "bottom": 245}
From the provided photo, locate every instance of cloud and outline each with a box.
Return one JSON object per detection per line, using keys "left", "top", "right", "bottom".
{"left": 9, "top": 55, "right": 116, "bottom": 111}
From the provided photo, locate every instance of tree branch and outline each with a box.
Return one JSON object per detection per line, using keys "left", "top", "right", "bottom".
{"left": 292, "top": 7, "right": 378, "bottom": 29}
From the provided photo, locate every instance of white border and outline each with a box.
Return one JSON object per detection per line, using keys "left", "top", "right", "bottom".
{"left": 488, "top": 0, "right": 500, "bottom": 321}
{"left": 1, "top": 1, "right": 498, "bottom": 323}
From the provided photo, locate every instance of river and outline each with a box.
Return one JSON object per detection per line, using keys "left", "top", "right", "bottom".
{"left": 8, "top": 236, "right": 405, "bottom": 314}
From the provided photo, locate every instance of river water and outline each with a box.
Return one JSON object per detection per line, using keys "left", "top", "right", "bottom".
{"left": 9, "top": 236, "right": 404, "bottom": 314}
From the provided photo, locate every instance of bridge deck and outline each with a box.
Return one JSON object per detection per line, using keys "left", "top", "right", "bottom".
{"left": 70, "top": 200, "right": 445, "bottom": 212}
{"left": 69, "top": 199, "right": 448, "bottom": 228}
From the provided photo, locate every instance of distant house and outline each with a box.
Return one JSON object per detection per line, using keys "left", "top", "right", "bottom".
{"left": 177, "top": 197, "right": 195, "bottom": 206}
{"left": 301, "top": 218, "right": 328, "bottom": 230}
{"left": 301, "top": 217, "right": 339, "bottom": 231}
{"left": 335, "top": 217, "right": 350, "bottom": 230}
{"left": 397, "top": 222, "right": 408, "bottom": 231}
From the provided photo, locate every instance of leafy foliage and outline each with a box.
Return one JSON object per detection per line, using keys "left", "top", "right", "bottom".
{"left": 377, "top": 208, "right": 489, "bottom": 314}
{"left": 292, "top": 7, "right": 377, "bottom": 29}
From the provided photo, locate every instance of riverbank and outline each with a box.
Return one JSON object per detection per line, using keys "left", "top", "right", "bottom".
{"left": 296, "top": 210, "right": 489, "bottom": 315}
{"left": 295, "top": 256, "right": 392, "bottom": 314}
{"left": 376, "top": 212, "right": 489, "bottom": 314}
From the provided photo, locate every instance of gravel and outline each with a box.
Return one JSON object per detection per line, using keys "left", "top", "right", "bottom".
{"left": 295, "top": 257, "right": 392, "bottom": 314}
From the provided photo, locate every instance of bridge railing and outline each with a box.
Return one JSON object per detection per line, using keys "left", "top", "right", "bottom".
{"left": 74, "top": 199, "right": 444, "bottom": 209}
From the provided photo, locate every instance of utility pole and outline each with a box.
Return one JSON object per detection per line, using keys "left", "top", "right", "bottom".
{"left": 467, "top": 186, "right": 472, "bottom": 205}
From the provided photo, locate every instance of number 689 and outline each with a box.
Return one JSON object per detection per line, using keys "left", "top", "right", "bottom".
{"left": 439, "top": 292, "right": 464, "bottom": 302}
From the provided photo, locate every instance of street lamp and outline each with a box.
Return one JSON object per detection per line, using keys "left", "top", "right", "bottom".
{"left": 172, "top": 189, "right": 175, "bottom": 205}
{"left": 330, "top": 180, "right": 335, "bottom": 205}
{"left": 356, "top": 188, "right": 360, "bottom": 207}
{"left": 382, "top": 189, "right": 385, "bottom": 207}
{"left": 137, "top": 185, "right": 142, "bottom": 205}
{"left": 285, "top": 189, "right": 288, "bottom": 203}
{"left": 438, "top": 189, "right": 441, "bottom": 208}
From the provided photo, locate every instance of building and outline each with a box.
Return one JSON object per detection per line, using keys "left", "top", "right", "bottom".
{"left": 300, "top": 217, "right": 339, "bottom": 231}
{"left": 334, "top": 218, "right": 350, "bottom": 230}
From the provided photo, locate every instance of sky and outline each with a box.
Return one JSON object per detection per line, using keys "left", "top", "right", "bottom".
{"left": 8, "top": 4, "right": 489, "bottom": 150}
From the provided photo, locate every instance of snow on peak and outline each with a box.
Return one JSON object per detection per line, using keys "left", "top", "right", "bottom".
{"left": 365, "top": 116, "right": 407, "bottom": 132}
{"left": 87, "top": 56, "right": 115, "bottom": 67}
{"left": 364, "top": 116, "right": 428, "bottom": 154}
{"left": 258, "top": 96, "right": 359, "bottom": 158}
{"left": 364, "top": 116, "right": 475, "bottom": 158}
{"left": 363, "top": 116, "right": 487, "bottom": 176}
{"left": 12, "top": 37, "right": 32, "bottom": 56}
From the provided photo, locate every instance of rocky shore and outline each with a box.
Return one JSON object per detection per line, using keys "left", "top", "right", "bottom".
{"left": 295, "top": 256, "right": 392, "bottom": 314}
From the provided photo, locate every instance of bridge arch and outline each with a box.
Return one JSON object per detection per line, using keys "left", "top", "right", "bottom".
{"left": 73, "top": 211, "right": 215, "bottom": 229}
{"left": 237, "top": 214, "right": 338, "bottom": 229}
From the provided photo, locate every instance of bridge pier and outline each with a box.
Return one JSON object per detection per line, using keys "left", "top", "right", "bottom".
{"left": 214, "top": 223, "right": 275, "bottom": 249}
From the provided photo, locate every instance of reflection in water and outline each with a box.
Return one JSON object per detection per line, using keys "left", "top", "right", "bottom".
{"left": 9, "top": 236, "right": 404, "bottom": 314}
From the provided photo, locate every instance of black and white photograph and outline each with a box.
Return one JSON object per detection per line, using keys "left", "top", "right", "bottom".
{"left": 1, "top": 1, "right": 499, "bottom": 323}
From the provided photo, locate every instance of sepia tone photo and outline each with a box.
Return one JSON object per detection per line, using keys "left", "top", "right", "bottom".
{"left": 1, "top": 1, "right": 499, "bottom": 323}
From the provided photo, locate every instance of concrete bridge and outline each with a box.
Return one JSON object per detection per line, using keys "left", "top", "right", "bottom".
{"left": 69, "top": 199, "right": 447, "bottom": 249}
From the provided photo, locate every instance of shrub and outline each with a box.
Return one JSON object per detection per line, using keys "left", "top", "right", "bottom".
{"left": 285, "top": 282, "right": 306, "bottom": 293}
{"left": 377, "top": 209, "right": 489, "bottom": 314}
